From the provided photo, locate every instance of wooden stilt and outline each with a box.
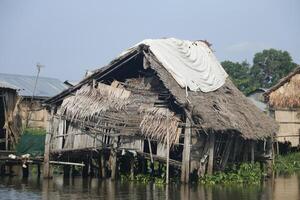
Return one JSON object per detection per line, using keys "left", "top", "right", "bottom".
{"left": 243, "top": 140, "right": 249, "bottom": 162}
{"left": 98, "top": 152, "right": 103, "bottom": 178}
{"left": 220, "top": 134, "right": 234, "bottom": 170}
{"left": 251, "top": 140, "right": 255, "bottom": 164}
{"left": 166, "top": 111, "right": 170, "bottom": 184}
{"left": 181, "top": 117, "right": 191, "bottom": 183}
{"left": 43, "top": 108, "right": 54, "bottom": 179}
{"left": 22, "top": 164, "right": 29, "bottom": 178}
{"left": 110, "top": 137, "right": 118, "bottom": 181}
{"left": 130, "top": 156, "right": 135, "bottom": 179}
{"left": 207, "top": 133, "right": 215, "bottom": 175}
{"left": 63, "top": 165, "right": 71, "bottom": 178}
{"left": 37, "top": 164, "right": 41, "bottom": 177}
{"left": 266, "top": 137, "right": 273, "bottom": 176}
{"left": 82, "top": 159, "right": 89, "bottom": 178}
{"left": 110, "top": 150, "right": 117, "bottom": 181}
{"left": 232, "top": 137, "right": 241, "bottom": 163}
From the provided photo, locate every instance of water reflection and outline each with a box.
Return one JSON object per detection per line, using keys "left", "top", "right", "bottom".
{"left": 0, "top": 173, "right": 300, "bottom": 200}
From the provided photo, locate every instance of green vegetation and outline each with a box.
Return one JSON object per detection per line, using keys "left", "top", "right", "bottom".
{"left": 121, "top": 174, "right": 167, "bottom": 185}
{"left": 274, "top": 152, "right": 300, "bottom": 173}
{"left": 15, "top": 128, "right": 46, "bottom": 157}
{"left": 199, "top": 163, "right": 263, "bottom": 185}
{"left": 222, "top": 48, "right": 297, "bottom": 94}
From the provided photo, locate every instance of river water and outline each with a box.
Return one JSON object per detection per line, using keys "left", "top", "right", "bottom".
{"left": 0, "top": 173, "right": 299, "bottom": 200}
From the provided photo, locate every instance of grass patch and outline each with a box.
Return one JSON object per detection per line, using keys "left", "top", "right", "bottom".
{"left": 199, "top": 163, "right": 263, "bottom": 185}
{"left": 274, "top": 152, "right": 300, "bottom": 173}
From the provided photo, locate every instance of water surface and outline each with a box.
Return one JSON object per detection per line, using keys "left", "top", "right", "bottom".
{"left": 0, "top": 173, "right": 299, "bottom": 200}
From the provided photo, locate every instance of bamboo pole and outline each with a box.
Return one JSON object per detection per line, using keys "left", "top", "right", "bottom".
{"left": 166, "top": 110, "right": 170, "bottom": 184}
{"left": 49, "top": 161, "right": 85, "bottom": 167}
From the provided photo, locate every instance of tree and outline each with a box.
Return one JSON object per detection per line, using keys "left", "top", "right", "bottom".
{"left": 221, "top": 60, "right": 254, "bottom": 94}
{"left": 250, "top": 49, "right": 297, "bottom": 88}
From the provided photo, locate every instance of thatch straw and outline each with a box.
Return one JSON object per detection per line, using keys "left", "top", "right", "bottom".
{"left": 140, "top": 107, "right": 181, "bottom": 145}
{"left": 58, "top": 82, "right": 181, "bottom": 145}
{"left": 60, "top": 83, "right": 131, "bottom": 121}
{"left": 269, "top": 74, "right": 300, "bottom": 108}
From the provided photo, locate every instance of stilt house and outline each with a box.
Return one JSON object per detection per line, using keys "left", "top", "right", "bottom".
{"left": 44, "top": 38, "right": 278, "bottom": 181}
{"left": 265, "top": 67, "right": 300, "bottom": 147}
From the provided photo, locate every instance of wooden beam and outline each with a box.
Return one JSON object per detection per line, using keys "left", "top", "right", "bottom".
{"left": 43, "top": 108, "right": 54, "bottom": 179}
{"left": 207, "top": 133, "right": 215, "bottom": 175}
{"left": 49, "top": 161, "right": 85, "bottom": 167}
{"left": 181, "top": 117, "right": 191, "bottom": 183}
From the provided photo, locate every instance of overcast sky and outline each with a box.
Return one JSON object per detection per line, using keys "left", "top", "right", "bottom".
{"left": 1, "top": 0, "right": 299, "bottom": 81}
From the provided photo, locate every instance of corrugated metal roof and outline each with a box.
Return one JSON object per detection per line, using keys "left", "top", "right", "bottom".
{"left": 0, "top": 81, "right": 18, "bottom": 90}
{"left": 0, "top": 73, "right": 68, "bottom": 98}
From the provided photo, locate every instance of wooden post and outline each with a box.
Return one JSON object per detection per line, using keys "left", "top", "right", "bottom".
{"left": 232, "top": 136, "right": 241, "bottom": 163}
{"left": 63, "top": 165, "right": 71, "bottom": 178}
{"left": 22, "top": 164, "right": 29, "bottom": 178}
{"left": 207, "top": 132, "right": 215, "bottom": 175}
{"left": 166, "top": 111, "right": 170, "bottom": 184}
{"left": 130, "top": 156, "right": 135, "bottom": 179}
{"left": 98, "top": 152, "right": 104, "bottom": 178}
{"left": 243, "top": 140, "right": 249, "bottom": 162}
{"left": 43, "top": 108, "right": 54, "bottom": 179}
{"left": 220, "top": 134, "right": 234, "bottom": 170}
{"left": 110, "top": 150, "right": 117, "bottom": 180}
{"left": 82, "top": 159, "right": 89, "bottom": 178}
{"left": 37, "top": 164, "right": 41, "bottom": 177}
{"left": 251, "top": 140, "right": 255, "bottom": 164}
{"left": 181, "top": 117, "right": 191, "bottom": 183}
{"left": 110, "top": 137, "right": 117, "bottom": 181}
{"left": 266, "top": 137, "right": 273, "bottom": 176}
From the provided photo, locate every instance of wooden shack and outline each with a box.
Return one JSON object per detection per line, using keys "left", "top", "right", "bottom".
{"left": 265, "top": 67, "right": 300, "bottom": 148}
{"left": 44, "top": 38, "right": 278, "bottom": 182}
{"left": 0, "top": 82, "right": 22, "bottom": 150}
{"left": 0, "top": 73, "right": 69, "bottom": 130}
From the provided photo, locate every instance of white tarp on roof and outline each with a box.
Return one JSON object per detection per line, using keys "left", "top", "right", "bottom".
{"left": 123, "top": 38, "right": 228, "bottom": 92}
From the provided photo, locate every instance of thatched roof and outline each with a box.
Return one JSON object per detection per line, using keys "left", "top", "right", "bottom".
{"left": 45, "top": 40, "right": 278, "bottom": 140}
{"left": 265, "top": 67, "right": 300, "bottom": 108}
{"left": 58, "top": 82, "right": 181, "bottom": 145}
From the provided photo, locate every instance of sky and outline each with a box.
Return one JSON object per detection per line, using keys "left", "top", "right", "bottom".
{"left": 0, "top": 0, "right": 299, "bottom": 81}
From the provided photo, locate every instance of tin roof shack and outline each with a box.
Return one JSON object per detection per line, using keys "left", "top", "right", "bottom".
{"left": 44, "top": 38, "right": 278, "bottom": 182}
{"left": 265, "top": 67, "right": 300, "bottom": 147}
{"left": 0, "top": 73, "right": 68, "bottom": 129}
{"left": 0, "top": 82, "right": 22, "bottom": 150}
